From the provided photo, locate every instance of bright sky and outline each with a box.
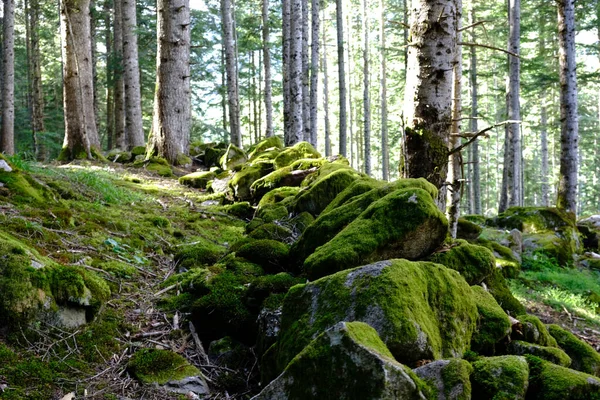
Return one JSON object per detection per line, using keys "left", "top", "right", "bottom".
{"left": 190, "top": 0, "right": 206, "bottom": 11}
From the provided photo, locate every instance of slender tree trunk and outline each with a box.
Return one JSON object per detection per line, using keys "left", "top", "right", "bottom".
{"left": 403, "top": 0, "right": 458, "bottom": 191}
{"left": 221, "top": 43, "right": 227, "bottom": 132}
{"left": 252, "top": 51, "right": 258, "bottom": 143}
{"left": 289, "top": 0, "right": 304, "bottom": 144}
{"left": 309, "top": 0, "right": 319, "bottom": 147}
{"left": 301, "top": 0, "right": 310, "bottom": 142}
{"left": 222, "top": 0, "right": 241, "bottom": 146}
{"left": 540, "top": 90, "right": 549, "bottom": 206}
{"left": 322, "top": 8, "right": 331, "bottom": 157}
{"left": 362, "top": 0, "right": 371, "bottom": 176}
{"left": 113, "top": 0, "right": 126, "bottom": 149}
{"left": 380, "top": 0, "right": 389, "bottom": 181}
{"left": 282, "top": 0, "right": 291, "bottom": 143}
{"left": 104, "top": 0, "right": 114, "bottom": 151}
{"left": 258, "top": 50, "right": 263, "bottom": 139}
{"left": 262, "top": 0, "right": 274, "bottom": 138}
{"left": 470, "top": 6, "right": 481, "bottom": 214}
{"left": 347, "top": 11, "right": 355, "bottom": 169}
{"left": 147, "top": 0, "right": 191, "bottom": 164}
{"left": 1, "top": 0, "right": 15, "bottom": 155}
{"left": 122, "top": 0, "right": 145, "bottom": 147}
{"left": 506, "top": 0, "right": 521, "bottom": 207}
{"left": 60, "top": 0, "right": 101, "bottom": 160}
{"left": 91, "top": 0, "right": 99, "bottom": 137}
{"left": 336, "top": 0, "right": 347, "bottom": 156}
{"left": 556, "top": 0, "right": 579, "bottom": 216}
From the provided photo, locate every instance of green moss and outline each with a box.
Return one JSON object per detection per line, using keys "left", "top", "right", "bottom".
{"left": 345, "top": 321, "right": 395, "bottom": 359}
{"left": 145, "top": 157, "right": 174, "bottom": 177}
{"left": 220, "top": 144, "right": 248, "bottom": 170}
{"left": 526, "top": 355, "right": 600, "bottom": 400}
{"left": 107, "top": 149, "right": 132, "bottom": 163}
{"left": 257, "top": 186, "right": 301, "bottom": 208}
{"left": 236, "top": 239, "right": 289, "bottom": 273}
{"left": 303, "top": 188, "right": 448, "bottom": 280}
{"left": 128, "top": 349, "right": 200, "bottom": 385}
{"left": 441, "top": 359, "right": 473, "bottom": 400}
{"left": 457, "top": 218, "right": 483, "bottom": 240}
{"left": 548, "top": 324, "right": 600, "bottom": 376}
{"left": 229, "top": 164, "right": 272, "bottom": 201}
{"left": 247, "top": 136, "right": 284, "bottom": 160}
{"left": 507, "top": 341, "right": 571, "bottom": 367}
{"left": 471, "top": 356, "right": 529, "bottom": 400}
{"left": 477, "top": 238, "right": 521, "bottom": 278}
{"left": 248, "top": 273, "right": 304, "bottom": 308}
{"left": 176, "top": 153, "right": 192, "bottom": 166}
{"left": 255, "top": 203, "right": 288, "bottom": 223}
{"left": 492, "top": 207, "right": 576, "bottom": 233}
{"left": 95, "top": 260, "right": 138, "bottom": 278}
{"left": 273, "top": 141, "right": 321, "bottom": 169}
{"left": 246, "top": 218, "right": 265, "bottom": 233}
{"left": 470, "top": 285, "right": 511, "bottom": 354}
{"left": 0, "top": 169, "right": 48, "bottom": 203}
{"left": 248, "top": 223, "right": 293, "bottom": 243}
{"left": 147, "top": 215, "right": 171, "bottom": 228}
{"left": 288, "top": 212, "right": 314, "bottom": 234}
{"left": 175, "top": 238, "right": 226, "bottom": 268}
{"left": 429, "top": 240, "right": 496, "bottom": 285}
{"left": 217, "top": 201, "right": 255, "bottom": 220}
{"left": 483, "top": 268, "right": 526, "bottom": 316}
{"left": 178, "top": 171, "right": 216, "bottom": 189}
{"left": 515, "top": 314, "right": 558, "bottom": 347}
{"left": 463, "top": 214, "right": 487, "bottom": 226}
{"left": 131, "top": 145, "right": 146, "bottom": 157}
{"left": 320, "top": 178, "right": 382, "bottom": 213}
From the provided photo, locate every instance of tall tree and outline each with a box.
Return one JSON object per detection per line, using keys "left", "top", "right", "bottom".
{"left": 469, "top": 6, "right": 481, "bottom": 214}
{"left": 222, "top": 0, "right": 241, "bottom": 146}
{"left": 362, "top": 0, "right": 371, "bottom": 175}
{"left": 122, "top": 0, "right": 145, "bottom": 148}
{"left": 403, "top": 0, "right": 459, "bottom": 191}
{"left": 1, "top": 0, "right": 15, "bottom": 155}
{"left": 539, "top": 10, "right": 549, "bottom": 207}
{"left": 113, "top": 0, "right": 126, "bottom": 149}
{"left": 302, "top": 0, "right": 310, "bottom": 142}
{"left": 147, "top": 0, "right": 191, "bottom": 163}
{"left": 289, "top": 0, "right": 304, "bottom": 144}
{"left": 336, "top": 0, "right": 347, "bottom": 156}
{"left": 322, "top": 7, "right": 331, "bottom": 157}
{"left": 556, "top": 0, "right": 578, "bottom": 215}
{"left": 262, "top": 0, "right": 274, "bottom": 138}
{"left": 309, "top": 0, "right": 319, "bottom": 146}
{"left": 105, "top": 0, "right": 114, "bottom": 150}
{"left": 60, "top": 0, "right": 101, "bottom": 160}
{"left": 380, "top": 0, "right": 389, "bottom": 181}
{"left": 282, "top": 0, "right": 291, "bottom": 142}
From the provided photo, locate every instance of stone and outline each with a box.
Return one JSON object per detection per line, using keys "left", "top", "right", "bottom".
{"left": 470, "top": 285, "right": 511, "bottom": 354}
{"left": 548, "top": 324, "right": 600, "bottom": 376}
{"left": 471, "top": 356, "right": 529, "bottom": 400}
{"left": 526, "top": 356, "right": 600, "bottom": 400}
{"left": 414, "top": 359, "right": 473, "bottom": 400}
{"left": 507, "top": 341, "right": 571, "bottom": 367}
{"left": 0, "top": 160, "right": 13, "bottom": 172}
{"left": 429, "top": 240, "right": 496, "bottom": 285}
{"left": 220, "top": 144, "right": 247, "bottom": 170}
{"left": 163, "top": 376, "right": 210, "bottom": 397}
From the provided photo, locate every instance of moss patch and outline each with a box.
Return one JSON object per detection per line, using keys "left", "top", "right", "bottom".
{"left": 471, "top": 356, "right": 529, "bottom": 400}
{"left": 236, "top": 239, "right": 289, "bottom": 273}
{"left": 515, "top": 314, "right": 558, "bottom": 347}
{"left": 429, "top": 240, "right": 496, "bottom": 285}
{"left": 179, "top": 171, "right": 216, "bottom": 189}
{"left": 507, "top": 340, "right": 571, "bottom": 367}
{"left": 128, "top": 349, "right": 199, "bottom": 385}
{"left": 273, "top": 141, "right": 320, "bottom": 169}
{"left": 470, "top": 285, "right": 511, "bottom": 354}
{"left": 548, "top": 324, "right": 600, "bottom": 376}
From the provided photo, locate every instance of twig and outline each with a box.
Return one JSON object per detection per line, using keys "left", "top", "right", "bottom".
{"left": 459, "top": 41, "right": 520, "bottom": 58}
{"left": 459, "top": 20, "right": 491, "bottom": 32}
{"left": 189, "top": 321, "right": 210, "bottom": 364}
{"left": 449, "top": 120, "right": 520, "bottom": 155}
{"left": 154, "top": 284, "right": 177, "bottom": 297}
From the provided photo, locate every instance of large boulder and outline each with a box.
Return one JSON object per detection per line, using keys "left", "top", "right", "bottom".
{"left": 470, "top": 285, "right": 511, "bottom": 354}
{"left": 414, "top": 359, "right": 473, "bottom": 400}
{"left": 507, "top": 341, "right": 571, "bottom": 367}
{"left": 577, "top": 215, "right": 600, "bottom": 251}
{"left": 271, "top": 260, "right": 478, "bottom": 377}
{"left": 548, "top": 324, "right": 600, "bottom": 376}
{"left": 514, "top": 314, "right": 558, "bottom": 347}
{"left": 526, "top": 356, "right": 600, "bottom": 400}
{"left": 178, "top": 171, "right": 216, "bottom": 189}
{"left": 220, "top": 144, "right": 247, "bottom": 170}
{"left": 252, "top": 322, "right": 431, "bottom": 400}
{"left": 471, "top": 356, "right": 529, "bottom": 400}
{"left": 229, "top": 163, "right": 273, "bottom": 201}
{"left": 429, "top": 240, "right": 496, "bottom": 285}
{"left": 303, "top": 188, "right": 448, "bottom": 279}
{"left": 273, "top": 141, "right": 321, "bottom": 169}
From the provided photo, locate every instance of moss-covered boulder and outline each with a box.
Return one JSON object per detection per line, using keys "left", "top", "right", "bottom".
{"left": 179, "top": 171, "right": 216, "bottom": 189}
{"left": 251, "top": 162, "right": 321, "bottom": 200}
{"left": 429, "top": 240, "right": 496, "bottom": 285}
{"left": 106, "top": 149, "right": 132, "bottom": 163}
{"left": 482, "top": 268, "right": 526, "bottom": 316}
{"left": 471, "top": 356, "right": 529, "bottom": 400}
{"left": 526, "top": 355, "right": 600, "bottom": 400}
{"left": 577, "top": 215, "right": 600, "bottom": 251}
{"left": 174, "top": 237, "right": 226, "bottom": 269}
{"left": 253, "top": 322, "right": 432, "bottom": 400}
{"left": 470, "top": 285, "right": 511, "bottom": 354}
{"left": 229, "top": 163, "right": 272, "bottom": 201}
{"left": 143, "top": 156, "right": 173, "bottom": 177}
{"left": 414, "top": 359, "right": 473, "bottom": 400}
{"left": 272, "top": 260, "right": 478, "bottom": 377}
{"left": 236, "top": 239, "right": 290, "bottom": 273}
{"left": 0, "top": 160, "right": 51, "bottom": 204}
{"left": 248, "top": 223, "right": 294, "bottom": 243}
{"left": 257, "top": 186, "right": 301, "bottom": 208}
{"left": 248, "top": 136, "right": 284, "bottom": 160}
{"left": 457, "top": 218, "right": 483, "bottom": 240}
{"left": 220, "top": 144, "right": 248, "bottom": 170}
{"left": 128, "top": 349, "right": 201, "bottom": 385}
{"left": 303, "top": 188, "right": 448, "bottom": 279}
{"left": 514, "top": 314, "right": 558, "bottom": 347}
{"left": 477, "top": 238, "right": 521, "bottom": 278}
{"left": 273, "top": 141, "right": 321, "bottom": 169}
{"left": 507, "top": 341, "right": 571, "bottom": 367}
{"left": 255, "top": 203, "right": 289, "bottom": 223}
{"left": 548, "top": 324, "right": 600, "bottom": 376}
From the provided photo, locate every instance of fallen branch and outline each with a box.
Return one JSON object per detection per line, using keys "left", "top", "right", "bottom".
{"left": 154, "top": 284, "right": 177, "bottom": 297}
{"left": 189, "top": 321, "right": 210, "bottom": 365}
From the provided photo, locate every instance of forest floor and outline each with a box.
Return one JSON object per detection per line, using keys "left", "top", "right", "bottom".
{"left": 0, "top": 159, "right": 599, "bottom": 399}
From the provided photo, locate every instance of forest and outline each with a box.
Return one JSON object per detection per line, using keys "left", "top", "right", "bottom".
{"left": 1, "top": 0, "right": 600, "bottom": 399}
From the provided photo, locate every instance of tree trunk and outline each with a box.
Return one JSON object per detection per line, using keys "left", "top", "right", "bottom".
{"left": 362, "top": 0, "right": 371, "bottom": 176}
{"left": 556, "top": 0, "right": 579, "bottom": 216}
{"left": 506, "top": 0, "right": 521, "bottom": 207}
{"left": 1, "top": 0, "right": 15, "bottom": 155}
{"left": 301, "top": 0, "right": 310, "bottom": 142}
{"left": 30, "top": 0, "right": 46, "bottom": 160}
{"left": 322, "top": 8, "right": 331, "bottom": 157}
{"left": 104, "top": 0, "right": 114, "bottom": 151}
{"left": 262, "top": 0, "right": 274, "bottom": 138}
{"left": 336, "top": 0, "right": 347, "bottom": 156}
{"left": 122, "top": 0, "right": 145, "bottom": 148}
{"left": 403, "top": 0, "right": 458, "bottom": 191}
{"left": 289, "top": 0, "right": 304, "bottom": 144}
{"left": 539, "top": 12, "right": 549, "bottom": 207}
{"left": 470, "top": 6, "right": 481, "bottom": 214}
{"left": 91, "top": 0, "right": 99, "bottom": 138}
{"left": 148, "top": 0, "right": 191, "bottom": 164}
{"left": 222, "top": 0, "right": 241, "bottom": 146}
{"left": 380, "top": 0, "right": 389, "bottom": 181}
{"left": 221, "top": 42, "right": 227, "bottom": 132}
{"left": 113, "top": 0, "right": 126, "bottom": 149}
{"left": 60, "top": 0, "right": 101, "bottom": 160}
{"left": 309, "top": 0, "right": 319, "bottom": 147}
{"left": 282, "top": 0, "right": 291, "bottom": 143}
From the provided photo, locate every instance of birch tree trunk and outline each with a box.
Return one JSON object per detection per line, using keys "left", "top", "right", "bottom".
{"left": 322, "top": 8, "right": 331, "bottom": 157}
{"left": 1, "top": 0, "right": 15, "bottom": 155}
{"left": 556, "top": 0, "right": 579, "bottom": 216}
{"left": 470, "top": 6, "right": 481, "bottom": 214}
{"left": 506, "top": 0, "right": 522, "bottom": 207}
{"left": 30, "top": 0, "right": 46, "bottom": 159}
{"left": 336, "top": 0, "right": 347, "bottom": 156}
{"left": 60, "top": 0, "right": 101, "bottom": 160}
{"left": 113, "top": 0, "right": 126, "bottom": 149}
{"left": 104, "top": 0, "right": 114, "bottom": 151}
{"left": 309, "top": 0, "right": 319, "bottom": 147}
{"left": 148, "top": 0, "right": 191, "bottom": 164}
{"left": 122, "top": 0, "right": 145, "bottom": 148}
{"left": 262, "top": 0, "right": 274, "bottom": 138}
{"left": 289, "top": 0, "right": 304, "bottom": 144}
{"left": 301, "top": 0, "right": 310, "bottom": 142}
{"left": 403, "top": 0, "right": 458, "bottom": 191}
{"left": 362, "top": 0, "right": 371, "bottom": 176}
{"left": 282, "top": 0, "right": 291, "bottom": 143}
{"left": 380, "top": 0, "right": 389, "bottom": 181}
{"left": 222, "top": 0, "right": 241, "bottom": 146}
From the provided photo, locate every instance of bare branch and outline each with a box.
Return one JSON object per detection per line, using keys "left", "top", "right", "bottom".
{"left": 459, "top": 41, "right": 520, "bottom": 58}
{"left": 449, "top": 120, "right": 520, "bottom": 155}
{"left": 459, "top": 20, "right": 491, "bottom": 32}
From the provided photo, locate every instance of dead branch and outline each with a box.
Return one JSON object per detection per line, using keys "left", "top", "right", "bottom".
{"left": 459, "top": 41, "right": 520, "bottom": 58}
{"left": 449, "top": 120, "right": 520, "bottom": 155}
{"left": 459, "top": 20, "right": 491, "bottom": 32}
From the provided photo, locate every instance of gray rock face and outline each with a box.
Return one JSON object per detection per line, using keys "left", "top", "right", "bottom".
{"left": 507, "top": 340, "right": 571, "bottom": 367}
{"left": 163, "top": 376, "right": 209, "bottom": 397}
{"left": 414, "top": 359, "right": 472, "bottom": 400}
{"left": 55, "top": 306, "right": 87, "bottom": 329}
{"left": 256, "top": 306, "right": 282, "bottom": 356}
{"left": 252, "top": 322, "right": 429, "bottom": 400}
{"left": 0, "top": 160, "right": 12, "bottom": 172}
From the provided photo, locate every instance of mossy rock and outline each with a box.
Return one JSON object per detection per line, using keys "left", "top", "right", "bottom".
{"left": 0, "top": 168, "right": 51, "bottom": 204}
{"left": 144, "top": 157, "right": 174, "bottom": 177}
{"left": 248, "top": 223, "right": 294, "bottom": 243}
{"left": 257, "top": 187, "right": 301, "bottom": 208}
{"left": 178, "top": 171, "right": 216, "bottom": 189}
{"left": 174, "top": 238, "right": 226, "bottom": 269}
{"left": 303, "top": 188, "right": 448, "bottom": 280}
{"left": 522, "top": 230, "right": 580, "bottom": 266}
{"left": 319, "top": 177, "right": 383, "bottom": 214}
{"left": 463, "top": 214, "right": 487, "bottom": 226}
{"left": 507, "top": 341, "right": 571, "bottom": 367}
{"left": 255, "top": 203, "right": 289, "bottom": 223}
{"left": 482, "top": 268, "right": 526, "bottom": 316}
{"left": 548, "top": 324, "right": 600, "bottom": 376}
{"left": 429, "top": 240, "right": 496, "bottom": 285}
{"left": 247, "top": 273, "right": 304, "bottom": 309}
{"left": 217, "top": 201, "right": 255, "bottom": 220}
{"left": 470, "top": 285, "right": 511, "bottom": 355}
{"left": 414, "top": 359, "right": 473, "bottom": 400}
{"left": 221, "top": 144, "right": 248, "bottom": 170}
{"left": 236, "top": 239, "right": 290, "bottom": 273}
{"left": 514, "top": 314, "right": 558, "bottom": 347}
{"left": 273, "top": 141, "right": 321, "bottom": 169}
{"left": 229, "top": 163, "right": 272, "bottom": 201}
{"left": 131, "top": 145, "right": 146, "bottom": 157}
{"left": 251, "top": 165, "right": 317, "bottom": 201}
{"left": 254, "top": 322, "right": 432, "bottom": 400}
{"left": 477, "top": 238, "right": 521, "bottom": 278}
{"left": 526, "top": 355, "right": 600, "bottom": 400}
{"left": 204, "top": 146, "right": 226, "bottom": 168}
{"left": 287, "top": 211, "right": 314, "bottom": 234}
{"left": 457, "top": 218, "right": 483, "bottom": 240}
{"left": 273, "top": 260, "right": 478, "bottom": 378}
{"left": 471, "top": 355, "right": 529, "bottom": 400}
{"left": 247, "top": 136, "right": 284, "bottom": 160}
{"left": 491, "top": 207, "right": 576, "bottom": 233}
{"left": 128, "top": 349, "right": 200, "bottom": 385}
{"left": 106, "top": 149, "right": 132, "bottom": 163}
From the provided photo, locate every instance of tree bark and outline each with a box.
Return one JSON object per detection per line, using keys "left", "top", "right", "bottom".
{"left": 322, "top": 8, "right": 331, "bottom": 157}
{"left": 30, "top": 0, "right": 46, "bottom": 160}
{"left": 301, "top": 0, "right": 310, "bottom": 142}
{"left": 539, "top": 11, "right": 549, "bottom": 207}
{"left": 60, "top": 0, "right": 101, "bottom": 160}
{"left": 148, "top": 0, "right": 191, "bottom": 164}
{"left": 556, "top": 0, "right": 579, "bottom": 216}
{"left": 1, "top": 0, "right": 15, "bottom": 155}
{"left": 282, "top": 0, "right": 291, "bottom": 143}
{"left": 506, "top": 0, "right": 522, "bottom": 207}
{"left": 122, "top": 0, "right": 145, "bottom": 148}
{"left": 113, "top": 0, "right": 126, "bottom": 149}
{"left": 403, "top": 0, "right": 458, "bottom": 191}
{"left": 362, "top": 0, "right": 371, "bottom": 176}
{"left": 380, "top": 0, "right": 389, "bottom": 181}
{"left": 336, "top": 0, "right": 347, "bottom": 156}
{"left": 309, "top": 0, "right": 319, "bottom": 147}
{"left": 289, "top": 0, "right": 304, "bottom": 144}
{"left": 104, "top": 0, "right": 114, "bottom": 151}
{"left": 222, "top": 0, "right": 241, "bottom": 146}
{"left": 91, "top": 0, "right": 99, "bottom": 137}
{"left": 262, "top": 0, "right": 274, "bottom": 138}
{"left": 470, "top": 6, "right": 481, "bottom": 214}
